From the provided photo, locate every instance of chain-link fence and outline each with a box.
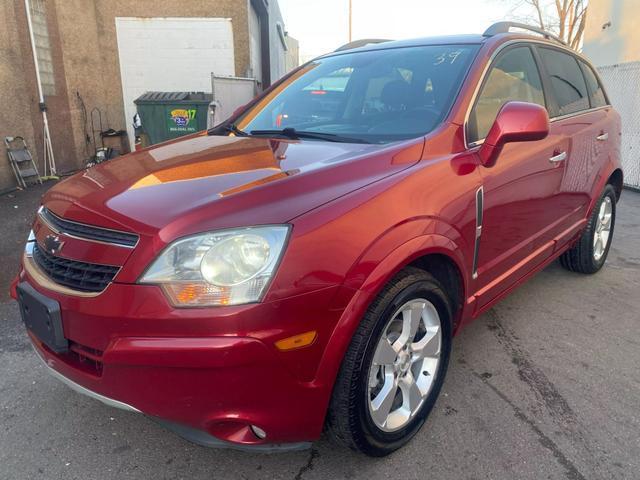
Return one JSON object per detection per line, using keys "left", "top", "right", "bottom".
{"left": 598, "top": 62, "right": 640, "bottom": 189}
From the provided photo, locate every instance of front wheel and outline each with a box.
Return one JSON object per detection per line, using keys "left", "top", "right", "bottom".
{"left": 326, "top": 267, "right": 452, "bottom": 456}
{"left": 560, "top": 184, "right": 617, "bottom": 274}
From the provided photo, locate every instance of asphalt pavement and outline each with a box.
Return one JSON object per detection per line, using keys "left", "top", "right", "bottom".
{"left": 1, "top": 183, "right": 639, "bottom": 480}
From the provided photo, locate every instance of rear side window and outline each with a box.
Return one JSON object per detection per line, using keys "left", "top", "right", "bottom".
{"left": 468, "top": 46, "right": 545, "bottom": 144}
{"left": 539, "top": 48, "right": 589, "bottom": 116}
{"left": 579, "top": 61, "right": 607, "bottom": 108}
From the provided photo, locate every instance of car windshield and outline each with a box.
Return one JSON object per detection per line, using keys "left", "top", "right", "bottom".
{"left": 235, "top": 44, "right": 479, "bottom": 144}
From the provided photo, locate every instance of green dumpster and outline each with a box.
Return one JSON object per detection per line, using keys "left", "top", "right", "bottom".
{"left": 134, "top": 91, "right": 212, "bottom": 145}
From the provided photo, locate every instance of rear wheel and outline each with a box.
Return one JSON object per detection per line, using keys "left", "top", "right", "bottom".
{"left": 326, "top": 267, "right": 452, "bottom": 456}
{"left": 560, "top": 184, "right": 616, "bottom": 274}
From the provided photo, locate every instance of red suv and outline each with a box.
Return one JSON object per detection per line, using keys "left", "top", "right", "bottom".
{"left": 12, "top": 23, "right": 622, "bottom": 456}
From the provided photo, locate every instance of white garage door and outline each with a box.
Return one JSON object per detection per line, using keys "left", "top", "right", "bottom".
{"left": 115, "top": 17, "right": 235, "bottom": 148}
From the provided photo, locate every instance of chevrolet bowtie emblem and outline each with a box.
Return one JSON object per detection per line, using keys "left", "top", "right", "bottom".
{"left": 44, "top": 234, "right": 65, "bottom": 255}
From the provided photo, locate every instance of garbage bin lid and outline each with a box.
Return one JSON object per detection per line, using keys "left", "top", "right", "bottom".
{"left": 134, "top": 91, "right": 213, "bottom": 103}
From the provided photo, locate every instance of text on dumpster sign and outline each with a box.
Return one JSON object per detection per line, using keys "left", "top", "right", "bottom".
{"left": 168, "top": 109, "right": 197, "bottom": 133}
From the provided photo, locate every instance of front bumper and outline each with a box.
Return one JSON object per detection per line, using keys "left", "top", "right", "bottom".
{"left": 32, "top": 343, "right": 140, "bottom": 413}
{"left": 31, "top": 341, "right": 311, "bottom": 452}
{"left": 14, "top": 262, "right": 343, "bottom": 447}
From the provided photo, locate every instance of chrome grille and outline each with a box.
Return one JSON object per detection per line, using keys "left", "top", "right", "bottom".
{"left": 32, "top": 243, "right": 119, "bottom": 292}
{"left": 39, "top": 207, "right": 138, "bottom": 247}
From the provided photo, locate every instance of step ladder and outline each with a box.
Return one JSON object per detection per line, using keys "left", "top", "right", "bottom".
{"left": 5, "top": 136, "right": 42, "bottom": 188}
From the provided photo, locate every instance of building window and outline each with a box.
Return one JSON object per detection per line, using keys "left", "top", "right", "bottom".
{"left": 29, "top": 0, "right": 56, "bottom": 96}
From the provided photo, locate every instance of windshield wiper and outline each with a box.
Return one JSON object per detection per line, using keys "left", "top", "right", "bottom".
{"left": 223, "top": 123, "right": 250, "bottom": 137}
{"left": 249, "top": 128, "right": 370, "bottom": 144}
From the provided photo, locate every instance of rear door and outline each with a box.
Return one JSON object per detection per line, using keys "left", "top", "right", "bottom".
{"left": 578, "top": 59, "right": 617, "bottom": 199}
{"left": 535, "top": 47, "right": 611, "bottom": 246}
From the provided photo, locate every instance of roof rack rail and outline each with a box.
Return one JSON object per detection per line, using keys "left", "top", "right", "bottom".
{"left": 483, "top": 21, "right": 567, "bottom": 46}
{"left": 334, "top": 38, "right": 392, "bottom": 52}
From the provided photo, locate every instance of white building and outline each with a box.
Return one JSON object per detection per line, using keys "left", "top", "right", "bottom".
{"left": 583, "top": 0, "right": 640, "bottom": 189}
{"left": 583, "top": 0, "right": 640, "bottom": 67}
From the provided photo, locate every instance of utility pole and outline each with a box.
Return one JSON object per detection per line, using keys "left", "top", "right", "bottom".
{"left": 348, "top": 0, "right": 352, "bottom": 42}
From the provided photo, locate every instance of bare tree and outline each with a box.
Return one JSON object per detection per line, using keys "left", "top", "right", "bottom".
{"left": 500, "top": 0, "right": 588, "bottom": 50}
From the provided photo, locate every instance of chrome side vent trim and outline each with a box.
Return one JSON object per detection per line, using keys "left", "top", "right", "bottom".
{"left": 472, "top": 186, "right": 484, "bottom": 280}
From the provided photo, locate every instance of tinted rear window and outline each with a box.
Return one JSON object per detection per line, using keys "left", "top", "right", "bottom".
{"left": 539, "top": 48, "right": 589, "bottom": 116}
{"left": 579, "top": 61, "right": 607, "bottom": 108}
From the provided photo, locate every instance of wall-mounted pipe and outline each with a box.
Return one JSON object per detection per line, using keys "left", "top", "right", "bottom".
{"left": 24, "top": 0, "right": 57, "bottom": 177}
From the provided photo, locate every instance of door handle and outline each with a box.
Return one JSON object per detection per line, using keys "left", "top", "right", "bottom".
{"left": 549, "top": 151, "right": 567, "bottom": 163}
{"left": 596, "top": 132, "right": 609, "bottom": 141}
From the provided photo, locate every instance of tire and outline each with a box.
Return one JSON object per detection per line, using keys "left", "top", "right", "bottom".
{"left": 326, "top": 267, "right": 453, "bottom": 456}
{"left": 560, "top": 184, "right": 617, "bottom": 274}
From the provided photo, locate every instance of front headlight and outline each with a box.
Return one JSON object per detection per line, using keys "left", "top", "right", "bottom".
{"left": 140, "top": 225, "right": 290, "bottom": 307}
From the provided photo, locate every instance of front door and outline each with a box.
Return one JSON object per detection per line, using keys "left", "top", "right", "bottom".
{"left": 466, "top": 44, "right": 568, "bottom": 308}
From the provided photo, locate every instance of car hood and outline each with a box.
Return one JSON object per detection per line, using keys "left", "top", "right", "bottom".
{"left": 43, "top": 133, "right": 423, "bottom": 238}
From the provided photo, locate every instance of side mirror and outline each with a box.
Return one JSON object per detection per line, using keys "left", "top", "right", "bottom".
{"left": 478, "top": 101, "right": 549, "bottom": 168}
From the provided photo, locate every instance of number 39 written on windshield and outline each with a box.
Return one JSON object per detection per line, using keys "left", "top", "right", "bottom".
{"left": 433, "top": 50, "right": 463, "bottom": 65}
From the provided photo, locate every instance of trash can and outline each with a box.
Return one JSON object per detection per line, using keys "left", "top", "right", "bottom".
{"left": 134, "top": 92, "right": 213, "bottom": 145}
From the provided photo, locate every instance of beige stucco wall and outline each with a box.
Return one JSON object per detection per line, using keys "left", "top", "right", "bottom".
{"left": 56, "top": 0, "right": 249, "bottom": 171}
{"left": 583, "top": 0, "right": 640, "bottom": 66}
{"left": 1, "top": 0, "right": 251, "bottom": 191}
{"left": 0, "top": 0, "right": 38, "bottom": 192}
{"left": 285, "top": 35, "right": 300, "bottom": 73}
{"left": 2, "top": 0, "right": 97, "bottom": 191}
{"left": 54, "top": 0, "right": 251, "bottom": 176}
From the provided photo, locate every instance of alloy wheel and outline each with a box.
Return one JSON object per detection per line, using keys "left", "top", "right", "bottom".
{"left": 593, "top": 196, "right": 613, "bottom": 261}
{"left": 367, "top": 299, "right": 442, "bottom": 432}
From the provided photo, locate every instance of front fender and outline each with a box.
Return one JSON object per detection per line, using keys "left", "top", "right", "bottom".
{"left": 357, "top": 233, "right": 467, "bottom": 298}
{"left": 311, "top": 232, "right": 468, "bottom": 394}
{"left": 341, "top": 217, "right": 470, "bottom": 292}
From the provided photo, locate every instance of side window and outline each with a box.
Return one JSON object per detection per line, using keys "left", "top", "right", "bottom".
{"left": 539, "top": 48, "right": 590, "bottom": 116}
{"left": 468, "top": 47, "right": 545, "bottom": 144}
{"left": 579, "top": 61, "right": 607, "bottom": 108}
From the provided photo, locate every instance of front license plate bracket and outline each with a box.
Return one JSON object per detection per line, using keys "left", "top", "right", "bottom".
{"left": 17, "top": 282, "right": 68, "bottom": 353}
